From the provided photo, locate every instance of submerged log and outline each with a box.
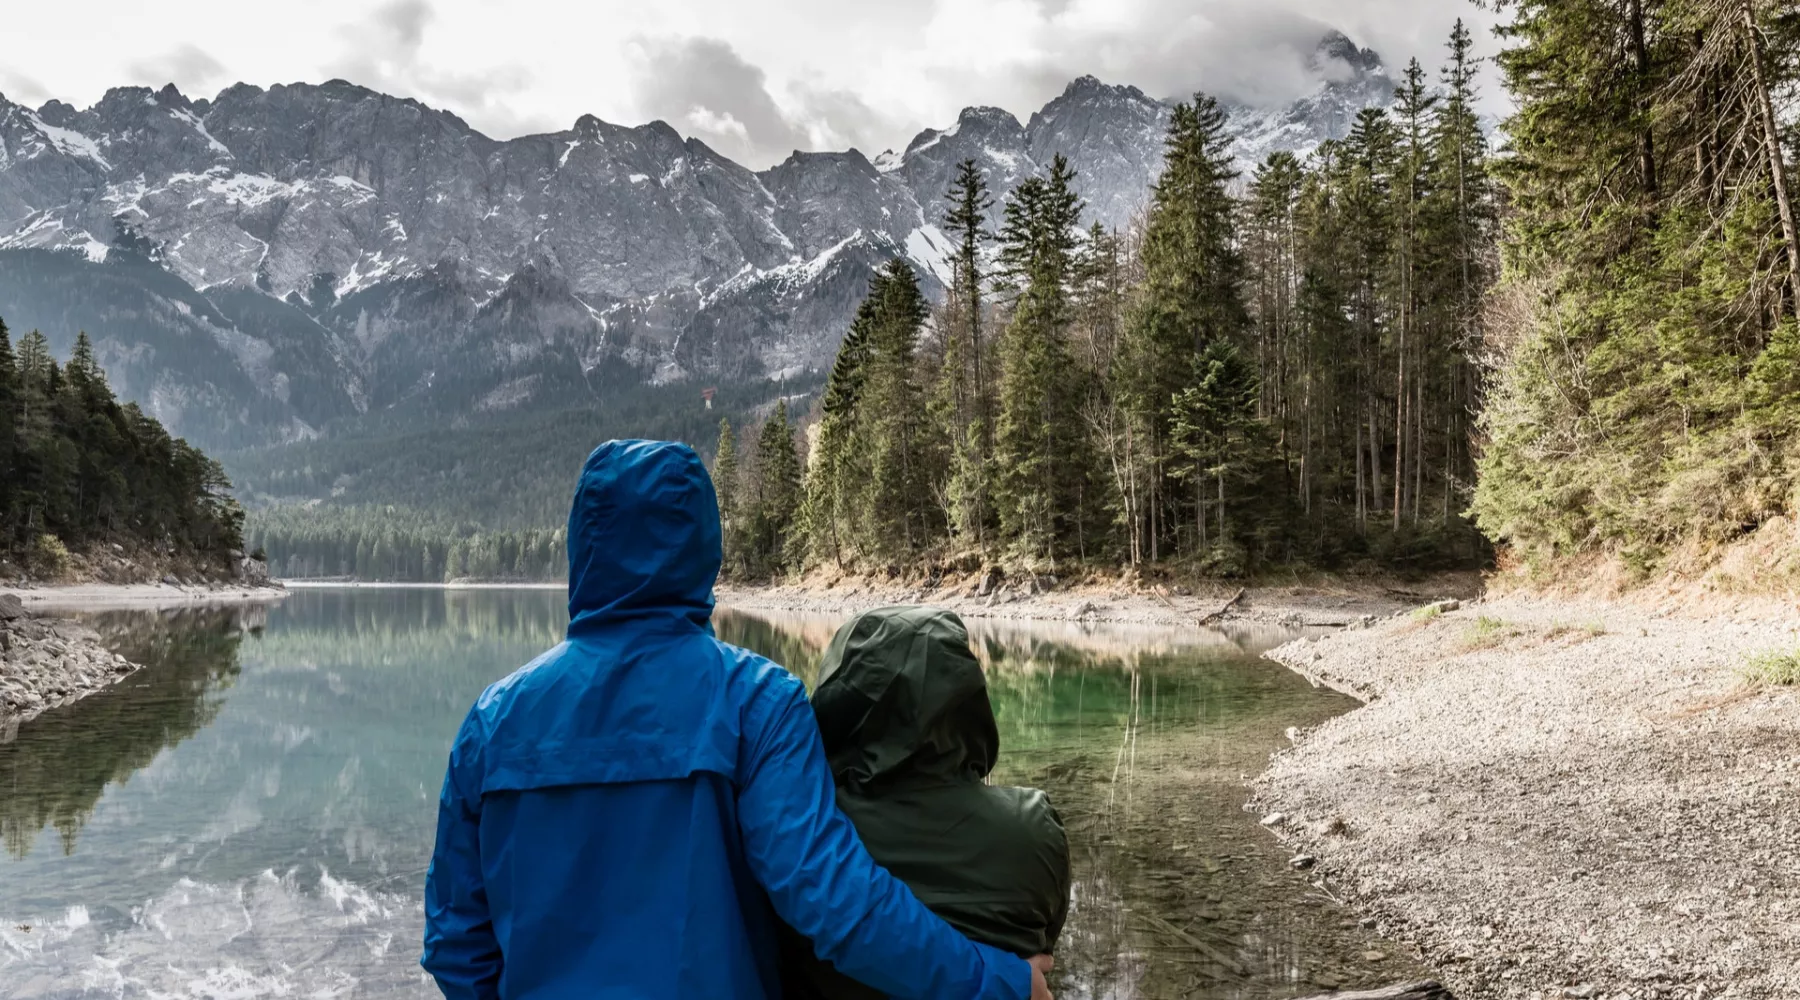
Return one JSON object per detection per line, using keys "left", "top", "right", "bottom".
{"left": 1291, "top": 982, "right": 1452, "bottom": 1000}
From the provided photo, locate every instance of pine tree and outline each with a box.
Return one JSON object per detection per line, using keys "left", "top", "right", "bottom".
{"left": 861, "top": 259, "right": 937, "bottom": 558}
{"left": 752, "top": 401, "right": 803, "bottom": 576}
{"left": 1389, "top": 60, "right": 1438, "bottom": 530}
{"left": 1246, "top": 151, "right": 1305, "bottom": 439}
{"left": 939, "top": 159, "right": 997, "bottom": 548}
{"left": 1426, "top": 17, "right": 1494, "bottom": 525}
{"left": 1115, "top": 93, "right": 1250, "bottom": 561}
{"left": 993, "top": 155, "right": 1087, "bottom": 564}
{"left": 66, "top": 332, "right": 107, "bottom": 407}
{"left": 0, "top": 318, "right": 16, "bottom": 535}
{"left": 713, "top": 417, "right": 745, "bottom": 578}
{"left": 1070, "top": 222, "right": 1130, "bottom": 562}
{"left": 1171, "top": 340, "right": 1267, "bottom": 569}
{"left": 805, "top": 302, "right": 875, "bottom": 567}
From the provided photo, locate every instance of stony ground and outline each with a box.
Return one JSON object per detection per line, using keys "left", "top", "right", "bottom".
{"left": 0, "top": 594, "right": 140, "bottom": 732}
{"left": 1252, "top": 597, "right": 1800, "bottom": 1000}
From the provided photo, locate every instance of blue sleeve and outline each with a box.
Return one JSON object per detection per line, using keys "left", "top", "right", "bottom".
{"left": 421, "top": 715, "right": 502, "bottom": 1000}
{"left": 736, "top": 679, "right": 1032, "bottom": 1000}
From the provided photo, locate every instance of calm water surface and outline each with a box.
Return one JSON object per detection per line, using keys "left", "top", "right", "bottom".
{"left": 0, "top": 588, "right": 1419, "bottom": 998}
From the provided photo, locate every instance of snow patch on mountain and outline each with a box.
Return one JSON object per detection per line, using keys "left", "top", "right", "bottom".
{"left": 905, "top": 225, "right": 954, "bottom": 286}
{"left": 24, "top": 112, "right": 111, "bottom": 170}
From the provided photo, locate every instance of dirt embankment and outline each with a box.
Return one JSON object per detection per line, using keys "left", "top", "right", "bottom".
{"left": 1252, "top": 597, "right": 1800, "bottom": 1000}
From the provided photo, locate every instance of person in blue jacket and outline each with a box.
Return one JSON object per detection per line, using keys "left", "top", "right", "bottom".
{"left": 421, "top": 439, "right": 1052, "bottom": 1000}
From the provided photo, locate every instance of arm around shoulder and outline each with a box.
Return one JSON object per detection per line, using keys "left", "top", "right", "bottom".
{"left": 733, "top": 670, "right": 1033, "bottom": 1000}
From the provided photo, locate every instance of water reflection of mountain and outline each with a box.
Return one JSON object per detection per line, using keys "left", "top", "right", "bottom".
{"left": 0, "top": 608, "right": 254, "bottom": 859}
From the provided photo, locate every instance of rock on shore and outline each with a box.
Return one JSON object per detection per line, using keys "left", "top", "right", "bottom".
{"left": 0, "top": 593, "right": 140, "bottom": 731}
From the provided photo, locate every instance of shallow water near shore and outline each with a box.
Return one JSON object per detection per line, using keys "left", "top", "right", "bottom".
{"left": 0, "top": 587, "right": 1422, "bottom": 998}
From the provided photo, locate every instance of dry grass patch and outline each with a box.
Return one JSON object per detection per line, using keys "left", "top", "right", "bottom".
{"left": 1543, "top": 619, "right": 1608, "bottom": 644}
{"left": 1741, "top": 650, "right": 1800, "bottom": 688}
{"left": 1394, "top": 603, "right": 1447, "bottom": 635}
{"left": 1459, "top": 615, "right": 1521, "bottom": 652}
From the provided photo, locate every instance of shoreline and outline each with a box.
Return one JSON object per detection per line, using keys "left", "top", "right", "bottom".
{"left": 1249, "top": 595, "right": 1800, "bottom": 1000}
{"left": 1, "top": 582, "right": 289, "bottom": 612}
{"left": 281, "top": 580, "right": 565, "bottom": 591}
{"left": 715, "top": 575, "right": 1477, "bottom": 630}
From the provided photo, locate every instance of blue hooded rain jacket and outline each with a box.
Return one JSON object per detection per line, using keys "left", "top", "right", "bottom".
{"left": 421, "top": 440, "right": 1033, "bottom": 1000}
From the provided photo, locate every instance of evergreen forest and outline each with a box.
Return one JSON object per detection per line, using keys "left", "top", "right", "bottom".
{"left": 0, "top": 319, "right": 247, "bottom": 578}
{"left": 720, "top": 22, "right": 1500, "bottom": 580}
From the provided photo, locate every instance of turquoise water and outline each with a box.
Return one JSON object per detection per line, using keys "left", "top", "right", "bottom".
{"left": 0, "top": 588, "right": 1414, "bottom": 998}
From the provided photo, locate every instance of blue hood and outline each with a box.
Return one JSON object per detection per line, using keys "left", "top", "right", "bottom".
{"left": 566, "top": 440, "right": 720, "bottom": 632}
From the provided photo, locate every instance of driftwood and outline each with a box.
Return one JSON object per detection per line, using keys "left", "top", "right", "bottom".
{"left": 1152, "top": 586, "right": 1246, "bottom": 626}
{"left": 1290, "top": 982, "right": 1452, "bottom": 1000}
{"left": 1198, "top": 587, "right": 1246, "bottom": 624}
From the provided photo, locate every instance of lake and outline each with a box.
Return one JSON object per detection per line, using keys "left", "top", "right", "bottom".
{"left": 0, "top": 587, "right": 1421, "bottom": 998}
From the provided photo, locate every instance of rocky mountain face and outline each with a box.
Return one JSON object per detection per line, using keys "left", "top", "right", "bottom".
{"left": 0, "top": 32, "right": 1394, "bottom": 450}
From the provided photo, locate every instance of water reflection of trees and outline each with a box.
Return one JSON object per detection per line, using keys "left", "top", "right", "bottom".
{"left": 272, "top": 587, "right": 568, "bottom": 651}
{"left": 0, "top": 608, "right": 255, "bottom": 859}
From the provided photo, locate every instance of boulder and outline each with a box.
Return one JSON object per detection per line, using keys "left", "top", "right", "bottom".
{"left": 0, "top": 593, "right": 26, "bottom": 621}
{"left": 976, "top": 568, "right": 1003, "bottom": 598}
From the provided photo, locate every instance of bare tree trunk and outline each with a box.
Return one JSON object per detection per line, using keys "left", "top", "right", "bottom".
{"left": 1742, "top": 0, "right": 1800, "bottom": 316}
{"left": 1630, "top": 0, "right": 1660, "bottom": 198}
{"left": 1196, "top": 473, "right": 1207, "bottom": 551}
{"left": 1393, "top": 325, "right": 1408, "bottom": 532}
{"left": 1414, "top": 353, "right": 1425, "bottom": 523}
{"left": 1217, "top": 469, "right": 1226, "bottom": 549}
{"left": 1368, "top": 407, "right": 1384, "bottom": 527}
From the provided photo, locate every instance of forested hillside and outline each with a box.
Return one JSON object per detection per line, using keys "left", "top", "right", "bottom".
{"left": 1473, "top": 0, "right": 1800, "bottom": 574}
{"left": 0, "top": 318, "right": 247, "bottom": 581}
{"left": 717, "top": 22, "right": 1497, "bottom": 581}
{"left": 236, "top": 377, "right": 806, "bottom": 581}
{"left": 250, "top": 5, "right": 1800, "bottom": 588}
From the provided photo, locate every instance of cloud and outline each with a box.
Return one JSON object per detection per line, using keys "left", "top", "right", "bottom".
{"left": 0, "top": 66, "right": 51, "bottom": 107}
{"left": 127, "top": 44, "right": 229, "bottom": 94}
{"left": 915, "top": 0, "right": 1364, "bottom": 115}
{"left": 327, "top": 0, "right": 556, "bottom": 137}
{"left": 628, "top": 36, "right": 907, "bottom": 169}
{"left": 628, "top": 37, "right": 809, "bottom": 168}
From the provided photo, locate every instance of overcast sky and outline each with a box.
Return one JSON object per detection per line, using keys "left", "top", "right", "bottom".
{"left": 2, "top": 0, "right": 1508, "bottom": 170}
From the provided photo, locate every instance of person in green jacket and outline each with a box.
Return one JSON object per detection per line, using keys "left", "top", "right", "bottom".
{"left": 781, "top": 605, "right": 1073, "bottom": 999}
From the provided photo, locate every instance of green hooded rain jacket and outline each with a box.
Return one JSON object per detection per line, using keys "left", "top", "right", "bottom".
{"left": 781, "top": 606, "right": 1072, "bottom": 1000}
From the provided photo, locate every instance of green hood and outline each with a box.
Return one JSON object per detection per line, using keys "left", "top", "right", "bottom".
{"left": 812, "top": 606, "right": 1000, "bottom": 792}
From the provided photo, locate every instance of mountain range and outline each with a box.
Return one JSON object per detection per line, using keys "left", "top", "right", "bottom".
{"left": 0, "top": 31, "right": 1395, "bottom": 453}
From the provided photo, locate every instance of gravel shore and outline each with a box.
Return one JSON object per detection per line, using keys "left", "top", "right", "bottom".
{"left": 1252, "top": 597, "right": 1800, "bottom": 1000}
{"left": 0, "top": 581, "right": 287, "bottom": 612}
